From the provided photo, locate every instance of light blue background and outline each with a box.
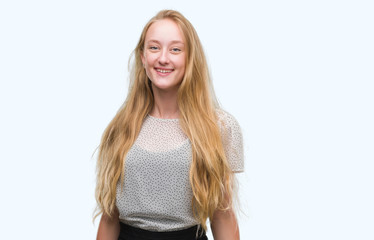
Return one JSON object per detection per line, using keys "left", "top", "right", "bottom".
{"left": 0, "top": 0, "right": 373, "bottom": 239}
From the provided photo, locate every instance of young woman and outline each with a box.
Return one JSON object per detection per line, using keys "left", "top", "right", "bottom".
{"left": 95, "top": 10, "right": 244, "bottom": 240}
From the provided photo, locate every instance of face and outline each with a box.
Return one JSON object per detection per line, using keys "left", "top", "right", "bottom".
{"left": 141, "top": 19, "right": 186, "bottom": 93}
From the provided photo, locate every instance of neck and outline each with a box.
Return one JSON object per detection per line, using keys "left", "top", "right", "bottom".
{"left": 150, "top": 88, "right": 179, "bottom": 119}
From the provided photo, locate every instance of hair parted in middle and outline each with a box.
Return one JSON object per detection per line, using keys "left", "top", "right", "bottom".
{"left": 95, "top": 9, "right": 235, "bottom": 231}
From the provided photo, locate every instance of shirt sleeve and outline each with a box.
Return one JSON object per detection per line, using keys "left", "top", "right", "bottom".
{"left": 217, "top": 109, "right": 244, "bottom": 173}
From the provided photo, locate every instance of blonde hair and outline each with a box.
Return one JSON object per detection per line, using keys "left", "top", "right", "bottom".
{"left": 95, "top": 10, "right": 235, "bottom": 231}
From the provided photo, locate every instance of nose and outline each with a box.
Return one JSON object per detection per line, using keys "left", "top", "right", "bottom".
{"left": 158, "top": 49, "right": 170, "bottom": 65}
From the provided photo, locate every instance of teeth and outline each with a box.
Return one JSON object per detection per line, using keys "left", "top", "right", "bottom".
{"left": 156, "top": 69, "right": 172, "bottom": 73}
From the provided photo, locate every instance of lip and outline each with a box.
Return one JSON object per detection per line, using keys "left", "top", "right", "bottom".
{"left": 154, "top": 67, "right": 174, "bottom": 76}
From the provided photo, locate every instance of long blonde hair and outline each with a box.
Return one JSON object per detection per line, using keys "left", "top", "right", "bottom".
{"left": 95, "top": 10, "right": 235, "bottom": 231}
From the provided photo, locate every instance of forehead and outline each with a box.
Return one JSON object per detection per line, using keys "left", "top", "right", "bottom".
{"left": 145, "top": 19, "right": 185, "bottom": 44}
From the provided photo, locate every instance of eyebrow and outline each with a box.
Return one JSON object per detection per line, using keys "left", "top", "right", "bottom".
{"left": 147, "top": 39, "right": 185, "bottom": 45}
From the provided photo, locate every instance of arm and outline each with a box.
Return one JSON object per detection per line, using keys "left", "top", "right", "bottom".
{"left": 96, "top": 208, "right": 120, "bottom": 240}
{"left": 210, "top": 208, "right": 240, "bottom": 240}
{"left": 212, "top": 111, "right": 243, "bottom": 239}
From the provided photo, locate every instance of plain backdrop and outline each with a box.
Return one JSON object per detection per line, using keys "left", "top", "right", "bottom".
{"left": 0, "top": 0, "right": 373, "bottom": 239}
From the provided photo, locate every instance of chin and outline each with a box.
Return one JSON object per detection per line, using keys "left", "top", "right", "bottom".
{"left": 151, "top": 83, "right": 179, "bottom": 92}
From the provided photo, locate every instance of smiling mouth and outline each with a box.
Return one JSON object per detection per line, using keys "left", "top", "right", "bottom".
{"left": 155, "top": 68, "right": 174, "bottom": 73}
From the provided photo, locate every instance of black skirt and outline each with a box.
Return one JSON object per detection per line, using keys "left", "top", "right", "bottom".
{"left": 118, "top": 222, "right": 208, "bottom": 240}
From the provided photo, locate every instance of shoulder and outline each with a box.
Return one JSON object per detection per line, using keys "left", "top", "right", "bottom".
{"left": 215, "top": 108, "right": 244, "bottom": 173}
{"left": 216, "top": 108, "right": 241, "bottom": 131}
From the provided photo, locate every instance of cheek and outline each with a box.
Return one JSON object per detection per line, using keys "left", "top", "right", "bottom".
{"left": 143, "top": 53, "right": 156, "bottom": 66}
{"left": 173, "top": 56, "right": 186, "bottom": 69}
{"left": 146, "top": 55, "right": 154, "bottom": 64}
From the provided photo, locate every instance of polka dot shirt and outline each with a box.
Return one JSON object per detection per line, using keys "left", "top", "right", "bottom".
{"left": 116, "top": 109, "right": 244, "bottom": 231}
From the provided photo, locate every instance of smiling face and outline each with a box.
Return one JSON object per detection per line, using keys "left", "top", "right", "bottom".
{"left": 141, "top": 18, "right": 186, "bottom": 93}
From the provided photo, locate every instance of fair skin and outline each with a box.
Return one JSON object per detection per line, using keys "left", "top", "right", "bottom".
{"left": 97, "top": 18, "right": 240, "bottom": 240}
{"left": 141, "top": 18, "right": 186, "bottom": 119}
{"left": 210, "top": 194, "right": 240, "bottom": 239}
{"left": 211, "top": 209, "right": 240, "bottom": 240}
{"left": 96, "top": 208, "right": 120, "bottom": 240}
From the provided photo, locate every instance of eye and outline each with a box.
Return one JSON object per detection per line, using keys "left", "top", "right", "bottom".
{"left": 171, "top": 47, "right": 181, "bottom": 53}
{"left": 149, "top": 46, "right": 159, "bottom": 50}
